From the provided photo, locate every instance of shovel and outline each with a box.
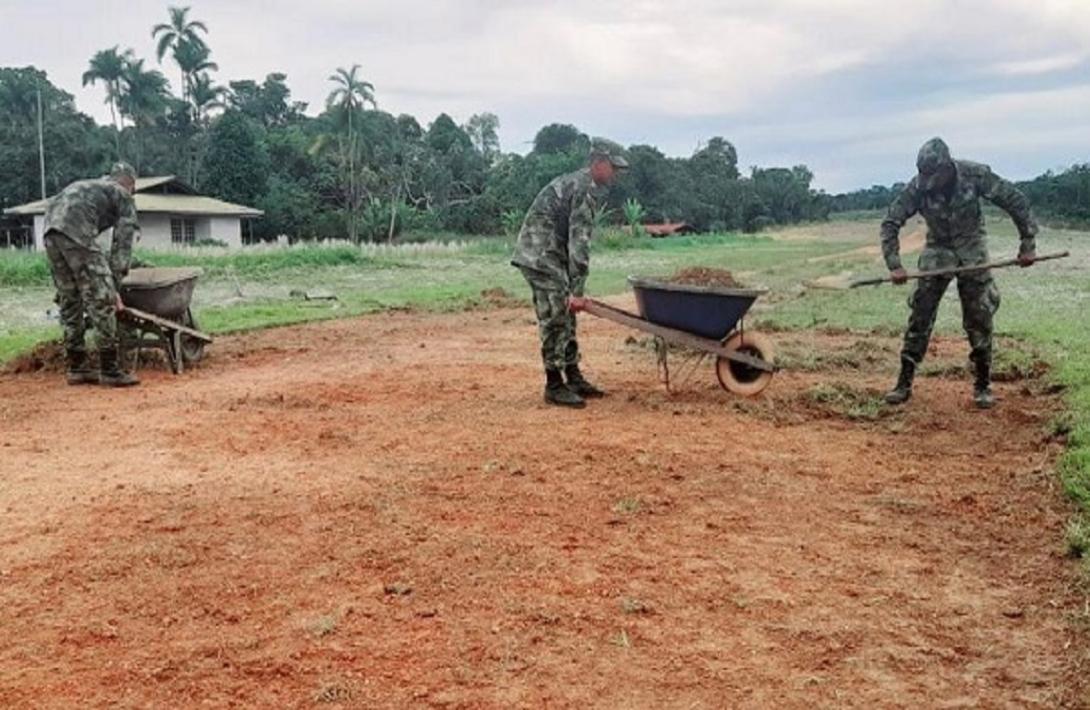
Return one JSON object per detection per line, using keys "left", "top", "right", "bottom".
{"left": 848, "top": 251, "right": 1071, "bottom": 288}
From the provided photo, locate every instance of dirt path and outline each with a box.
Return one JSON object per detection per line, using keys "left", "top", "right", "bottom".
{"left": 0, "top": 303, "right": 1084, "bottom": 708}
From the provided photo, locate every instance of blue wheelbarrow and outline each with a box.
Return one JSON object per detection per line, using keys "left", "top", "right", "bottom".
{"left": 584, "top": 277, "right": 777, "bottom": 396}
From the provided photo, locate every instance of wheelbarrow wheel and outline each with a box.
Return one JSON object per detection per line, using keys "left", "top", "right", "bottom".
{"left": 180, "top": 309, "right": 205, "bottom": 364}
{"left": 716, "top": 331, "right": 775, "bottom": 397}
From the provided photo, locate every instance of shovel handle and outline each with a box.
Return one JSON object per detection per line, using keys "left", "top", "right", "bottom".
{"left": 850, "top": 251, "right": 1070, "bottom": 288}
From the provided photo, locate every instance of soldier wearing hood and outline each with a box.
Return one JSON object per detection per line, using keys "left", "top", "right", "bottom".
{"left": 880, "top": 138, "right": 1038, "bottom": 409}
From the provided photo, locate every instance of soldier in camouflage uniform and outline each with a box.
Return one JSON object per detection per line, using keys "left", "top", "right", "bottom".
{"left": 881, "top": 138, "right": 1038, "bottom": 409}
{"left": 44, "top": 162, "right": 141, "bottom": 387}
{"left": 511, "top": 139, "right": 629, "bottom": 408}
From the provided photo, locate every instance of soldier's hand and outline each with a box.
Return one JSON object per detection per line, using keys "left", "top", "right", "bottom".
{"left": 1018, "top": 251, "right": 1036, "bottom": 268}
{"left": 115, "top": 293, "right": 125, "bottom": 313}
{"left": 890, "top": 268, "right": 909, "bottom": 285}
{"left": 567, "top": 296, "right": 588, "bottom": 313}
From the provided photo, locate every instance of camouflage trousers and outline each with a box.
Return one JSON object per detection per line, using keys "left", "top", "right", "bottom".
{"left": 900, "top": 247, "right": 1000, "bottom": 368}
{"left": 519, "top": 268, "right": 580, "bottom": 371}
{"left": 44, "top": 230, "right": 120, "bottom": 354}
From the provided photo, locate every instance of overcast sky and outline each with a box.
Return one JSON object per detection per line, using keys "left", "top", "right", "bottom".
{"left": 2, "top": 0, "right": 1089, "bottom": 191}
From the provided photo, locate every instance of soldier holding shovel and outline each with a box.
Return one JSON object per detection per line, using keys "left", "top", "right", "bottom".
{"left": 880, "top": 138, "right": 1039, "bottom": 409}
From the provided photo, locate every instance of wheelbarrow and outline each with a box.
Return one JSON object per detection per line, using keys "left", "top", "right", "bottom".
{"left": 119, "top": 267, "right": 213, "bottom": 374}
{"left": 584, "top": 277, "right": 776, "bottom": 396}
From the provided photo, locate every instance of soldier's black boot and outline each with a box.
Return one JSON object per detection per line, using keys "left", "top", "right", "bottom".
{"left": 544, "top": 368, "right": 585, "bottom": 408}
{"left": 884, "top": 358, "right": 916, "bottom": 405}
{"left": 973, "top": 360, "right": 994, "bottom": 410}
{"left": 98, "top": 347, "right": 140, "bottom": 387}
{"left": 65, "top": 349, "right": 99, "bottom": 386}
{"left": 564, "top": 364, "right": 605, "bottom": 398}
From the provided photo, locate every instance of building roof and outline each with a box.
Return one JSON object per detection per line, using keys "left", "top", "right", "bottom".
{"left": 2, "top": 176, "right": 262, "bottom": 217}
{"left": 643, "top": 222, "right": 694, "bottom": 236}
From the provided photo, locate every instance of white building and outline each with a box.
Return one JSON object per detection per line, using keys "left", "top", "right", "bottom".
{"left": 3, "top": 176, "right": 263, "bottom": 250}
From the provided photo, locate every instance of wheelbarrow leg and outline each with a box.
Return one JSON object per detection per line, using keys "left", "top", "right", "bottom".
{"left": 655, "top": 337, "right": 671, "bottom": 393}
{"left": 168, "top": 329, "right": 184, "bottom": 375}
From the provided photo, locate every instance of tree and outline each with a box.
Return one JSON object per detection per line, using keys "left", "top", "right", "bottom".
{"left": 190, "top": 73, "right": 226, "bottom": 125}
{"left": 229, "top": 73, "right": 302, "bottom": 128}
{"left": 152, "top": 5, "right": 210, "bottom": 103}
{"left": 200, "top": 110, "right": 270, "bottom": 207}
{"left": 532, "top": 123, "right": 588, "bottom": 155}
{"left": 118, "top": 58, "right": 171, "bottom": 170}
{"left": 0, "top": 67, "right": 113, "bottom": 208}
{"left": 464, "top": 112, "right": 500, "bottom": 164}
{"left": 173, "top": 40, "right": 218, "bottom": 118}
{"left": 326, "top": 64, "right": 376, "bottom": 242}
{"left": 82, "top": 46, "right": 132, "bottom": 154}
{"left": 623, "top": 198, "right": 647, "bottom": 235}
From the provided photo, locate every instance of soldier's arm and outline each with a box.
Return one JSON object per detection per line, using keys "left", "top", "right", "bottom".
{"left": 567, "top": 192, "right": 596, "bottom": 297}
{"left": 110, "top": 191, "right": 140, "bottom": 283}
{"left": 979, "top": 168, "right": 1039, "bottom": 257}
{"left": 880, "top": 184, "right": 919, "bottom": 271}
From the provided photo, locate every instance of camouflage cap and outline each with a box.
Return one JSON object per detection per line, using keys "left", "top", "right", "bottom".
{"left": 109, "top": 161, "right": 137, "bottom": 182}
{"left": 590, "top": 138, "right": 630, "bottom": 169}
{"left": 916, "top": 137, "right": 952, "bottom": 176}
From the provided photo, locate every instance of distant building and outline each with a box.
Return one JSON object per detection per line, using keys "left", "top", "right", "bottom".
{"left": 642, "top": 222, "right": 696, "bottom": 237}
{"left": 3, "top": 176, "right": 263, "bottom": 250}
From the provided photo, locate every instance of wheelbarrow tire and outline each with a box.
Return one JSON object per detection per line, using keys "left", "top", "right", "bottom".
{"left": 180, "top": 309, "right": 206, "bottom": 365}
{"left": 716, "top": 331, "right": 775, "bottom": 397}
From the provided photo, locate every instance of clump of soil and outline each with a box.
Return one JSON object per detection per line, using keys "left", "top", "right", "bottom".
{"left": 5, "top": 340, "right": 66, "bottom": 374}
{"left": 667, "top": 267, "right": 745, "bottom": 288}
{"left": 477, "top": 287, "right": 523, "bottom": 308}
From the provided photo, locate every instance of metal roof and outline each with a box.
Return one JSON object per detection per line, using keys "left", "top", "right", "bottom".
{"left": 3, "top": 176, "right": 262, "bottom": 217}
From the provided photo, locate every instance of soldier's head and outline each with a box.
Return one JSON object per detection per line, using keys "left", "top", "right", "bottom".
{"left": 916, "top": 138, "right": 955, "bottom": 193}
{"left": 589, "top": 138, "right": 629, "bottom": 186}
{"left": 109, "top": 162, "right": 137, "bottom": 195}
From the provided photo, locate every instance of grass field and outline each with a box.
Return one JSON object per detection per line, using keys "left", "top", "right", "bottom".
{"left": 2, "top": 216, "right": 1088, "bottom": 563}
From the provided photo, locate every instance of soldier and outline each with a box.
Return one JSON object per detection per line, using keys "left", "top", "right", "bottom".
{"left": 43, "top": 162, "right": 141, "bottom": 387}
{"left": 511, "top": 138, "right": 629, "bottom": 408}
{"left": 881, "top": 138, "right": 1038, "bottom": 409}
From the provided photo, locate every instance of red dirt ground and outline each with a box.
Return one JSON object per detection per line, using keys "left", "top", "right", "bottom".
{"left": 0, "top": 301, "right": 1086, "bottom": 708}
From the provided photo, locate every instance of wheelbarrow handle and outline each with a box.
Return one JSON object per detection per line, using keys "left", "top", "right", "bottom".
{"left": 849, "top": 250, "right": 1070, "bottom": 288}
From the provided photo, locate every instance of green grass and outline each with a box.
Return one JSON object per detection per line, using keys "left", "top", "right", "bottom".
{"left": 805, "top": 382, "right": 887, "bottom": 420}
{"left": 0, "top": 326, "right": 59, "bottom": 363}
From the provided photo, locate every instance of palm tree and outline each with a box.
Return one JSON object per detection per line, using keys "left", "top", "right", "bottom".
{"left": 152, "top": 5, "right": 209, "bottom": 102}
{"left": 173, "top": 40, "right": 218, "bottom": 118}
{"left": 326, "top": 64, "right": 376, "bottom": 242}
{"left": 82, "top": 46, "right": 132, "bottom": 154}
{"left": 119, "top": 58, "right": 171, "bottom": 171}
{"left": 190, "top": 73, "right": 226, "bottom": 125}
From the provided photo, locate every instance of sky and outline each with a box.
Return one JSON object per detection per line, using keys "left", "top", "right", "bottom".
{"left": 2, "top": 0, "right": 1089, "bottom": 191}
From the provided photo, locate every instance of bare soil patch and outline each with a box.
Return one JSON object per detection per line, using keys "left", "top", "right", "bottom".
{"left": 0, "top": 302, "right": 1085, "bottom": 708}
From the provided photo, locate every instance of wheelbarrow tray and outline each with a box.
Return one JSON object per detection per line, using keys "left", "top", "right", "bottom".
{"left": 629, "top": 277, "right": 765, "bottom": 340}
{"left": 118, "top": 267, "right": 211, "bottom": 374}
{"left": 120, "top": 267, "right": 203, "bottom": 320}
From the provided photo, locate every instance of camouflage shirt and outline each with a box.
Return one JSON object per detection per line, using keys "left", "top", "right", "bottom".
{"left": 880, "top": 160, "right": 1038, "bottom": 270}
{"left": 44, "top": 177, "right": 139, "bottom": 277}
{"left": 511, "top": 168, "right": 604, "bottom": 296}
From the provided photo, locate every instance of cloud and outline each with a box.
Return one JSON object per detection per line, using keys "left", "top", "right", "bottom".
{"left": 991, "top": 53, "right": 1086, "bottom": 77}
{"left": 0, "top": 0, "right": 1087, "bottom": 191}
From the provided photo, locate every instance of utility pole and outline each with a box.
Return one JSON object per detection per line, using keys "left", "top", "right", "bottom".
{"left": 36, "top": 83, "right": 47, "bottom": 200}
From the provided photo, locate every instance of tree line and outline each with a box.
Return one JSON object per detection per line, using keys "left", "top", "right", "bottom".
{"left": 0, "top": 6, "right": 838, "bottom": 244}
{"left": 7, "top": 6, "right": 1081, "bottom": 243}
{"left": 830, "top": 166, "right": 1090, "bottom": 226}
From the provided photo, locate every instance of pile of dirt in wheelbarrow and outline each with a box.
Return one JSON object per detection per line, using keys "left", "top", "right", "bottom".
{"left": 4, "top": 340, "right": 66, "bottom": 374}
{"left": 667, "top": 266, "right": 746, "bottom": 288}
